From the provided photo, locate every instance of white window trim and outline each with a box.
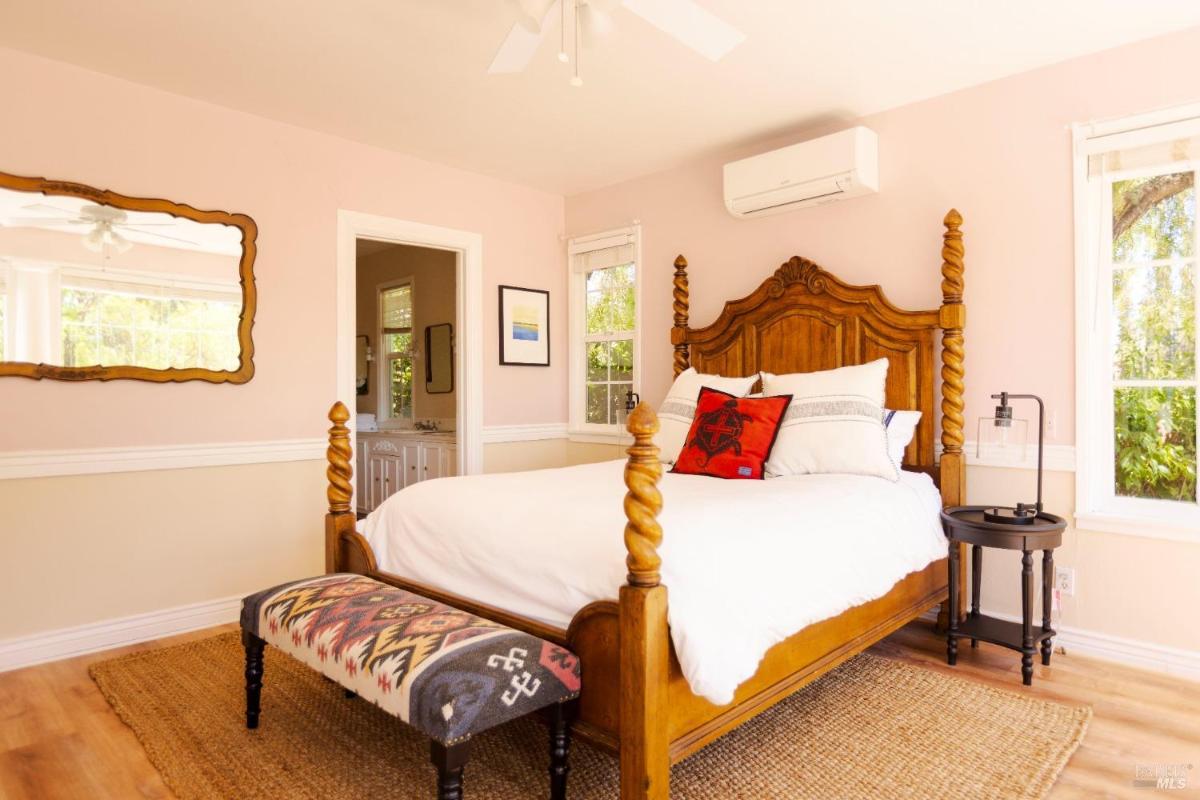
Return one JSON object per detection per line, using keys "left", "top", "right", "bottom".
{"left": 567, "top": 224, "right": 642, "bottom": 443}
{"left": 0, "top": 260, "right": 10, "bottom": 360}
{"left": 1072, "top": 102, "right": 1200, "bottom": 542}
{"left": 377, "top": 276, "right": 415, "bottom": 430}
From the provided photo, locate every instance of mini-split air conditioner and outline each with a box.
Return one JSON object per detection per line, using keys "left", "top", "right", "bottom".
{"left": 723, "top": 126, "right": 879, "bottom": 218}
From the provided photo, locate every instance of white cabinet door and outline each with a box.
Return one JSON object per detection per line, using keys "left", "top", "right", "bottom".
{"left": 402, "top": 443, "right": 422, "bottom": 488}
{"left": 383, "top": 456, "right": 403, "bottom": 502}
{"left": 367, "top": 455, "right": 387, "bottom": 511}
{"left": 422, "top": 444, "right": 455, "bottom": 480}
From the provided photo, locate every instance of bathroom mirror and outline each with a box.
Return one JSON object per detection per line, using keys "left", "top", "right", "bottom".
{"left": 356, "top": 334, "right": 371, "bottom": 396}
{"left": 0, "top": 170, "right": 256, "bottom": 383}
{"left": 425, "top": 322, "right": 453, "bottom": 394}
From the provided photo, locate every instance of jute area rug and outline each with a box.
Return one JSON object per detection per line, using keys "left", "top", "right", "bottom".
{"left": 91, "top": 632, "right": 1089, "bottom": 800}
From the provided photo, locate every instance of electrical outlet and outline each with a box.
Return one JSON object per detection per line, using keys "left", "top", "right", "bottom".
{"left": 1055, "top": 566, "right": 1075, "bottom": 596}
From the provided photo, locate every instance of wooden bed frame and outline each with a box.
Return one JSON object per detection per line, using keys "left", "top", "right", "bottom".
{"left": 323, "top": 209, "right": 967, "bottom": 799}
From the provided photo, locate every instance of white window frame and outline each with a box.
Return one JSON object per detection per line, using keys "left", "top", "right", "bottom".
{"left": 0, "top": 261, "right": 10, "bottom": 361}
{"left": 567, "top": 225, "right": 642, "bottom": 443}
{"left": 1073, "top": 102, "right": 1200, "bottom": 542}
{"left": 377, "top": 276, "right": 416, "bottom": 429}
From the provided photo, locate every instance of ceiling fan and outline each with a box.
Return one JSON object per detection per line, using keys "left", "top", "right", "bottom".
{"left": 2, "top": 202, "right": 198, "bottom": 254}
{"left": 489, "top": 0, "right": 745, "bottom": 85}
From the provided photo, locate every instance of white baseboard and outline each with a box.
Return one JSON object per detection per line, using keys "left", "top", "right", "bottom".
{"left": 920, "top": 609, "right": 1200, "bottom": 682}
{"left": 0, "top": 595, "right": 242, "bottom": 673}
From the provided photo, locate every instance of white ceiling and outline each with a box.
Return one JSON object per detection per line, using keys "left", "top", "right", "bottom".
{"left": 2, "top": 1, "right": 1199, "bottom": 195}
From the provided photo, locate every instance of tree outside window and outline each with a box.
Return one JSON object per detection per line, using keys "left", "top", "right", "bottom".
{"left": 380, "top": 283, "right": 414, "bottom": 422}
{"left": 1110, "top": 171, "right": 1197, "bottom": 502}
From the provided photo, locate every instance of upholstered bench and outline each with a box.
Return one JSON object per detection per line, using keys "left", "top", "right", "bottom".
{"left": 239, "top": 573, "right": 582, "bottom": 800}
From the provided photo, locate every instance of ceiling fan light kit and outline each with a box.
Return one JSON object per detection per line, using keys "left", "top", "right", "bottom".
{"left": 489, "top": 0, "right": 744, "bottom": 87}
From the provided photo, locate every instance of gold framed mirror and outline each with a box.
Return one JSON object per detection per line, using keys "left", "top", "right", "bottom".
{"left": 0, "top": 170, "right": 257, "bottom": 383}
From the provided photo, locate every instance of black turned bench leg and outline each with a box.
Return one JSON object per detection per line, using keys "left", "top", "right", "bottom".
{"left": 242, "top": 630, "right": 265, "bottom": 729}
{"left": 431, "top": 740, "right": 471, "bottom": 800}
{"left": 549, "top": 701, "right": 576, "bottom": 800}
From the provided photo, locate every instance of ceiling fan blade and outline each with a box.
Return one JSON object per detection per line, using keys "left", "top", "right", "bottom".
{"left": 18, "top": 203, "right": 80, "bottom": 217}
{"left": 578, "top": 1, "right": 616, "bottom": 46}
{"left": 118, "top": 227, "right": 199, "bottom": 246}
{"left": 488, "top": 0, "right": 560, "bottom": 74}
{"left": 621, "top": 0, "right": 745, "bottom": 61}
{"left": 3, "top": 217, "right": 87, "bottom": 225}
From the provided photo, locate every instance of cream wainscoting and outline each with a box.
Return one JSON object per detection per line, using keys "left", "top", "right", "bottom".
{"left": 5, "top": 437, "right": 1198, "bottom": 684}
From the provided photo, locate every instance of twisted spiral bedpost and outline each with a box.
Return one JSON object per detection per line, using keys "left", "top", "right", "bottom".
{"left": 672, "top": 255, "right": 690, "bottom": 378}
{"left": 619, "top": 402, "right": 670, "bottom": 799}
{"left": 623, "top": 403, "right": 664, "bottom": 587}
{"left": 325, "top": 401, "right": 355, "bottom": 573}
{"left": 938, "top": 210, "right": 967, "bottom": 627}
{"left": 326, "top": 401, "right": 353, "bottom": 514}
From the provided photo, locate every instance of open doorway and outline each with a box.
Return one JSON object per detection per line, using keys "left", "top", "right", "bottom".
{"left": 353, "top": 241, "right": 458, "bottom": 514}
{"left": 336, "top": 211, "right": 483, "bottom": 513}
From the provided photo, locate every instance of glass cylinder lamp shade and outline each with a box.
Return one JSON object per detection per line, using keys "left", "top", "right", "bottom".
{"left": 977, "top": 410, "right": 1029, "bottom": 466}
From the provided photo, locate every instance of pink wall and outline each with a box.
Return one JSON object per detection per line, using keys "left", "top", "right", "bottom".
{"left": 0, "top": 46, "right": 566, "bottom": 450}
{"left": 566, "top": 26, "right": 1200, "bottom": 446}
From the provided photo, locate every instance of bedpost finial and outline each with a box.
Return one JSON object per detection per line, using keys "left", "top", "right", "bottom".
{"left": 624, "top": 402, "right": 663, "bottom": 588}
{"left": 944, "top": 208, "right": 962, "bottom": 229}
{"left": 941, "top": 209, "right": 965, "bottom": 303}
{"left": 674, "top": 254, "right": 687, "bottom": 268}
{"left": 326, "top": 401, "right": 353, "bottom": 514}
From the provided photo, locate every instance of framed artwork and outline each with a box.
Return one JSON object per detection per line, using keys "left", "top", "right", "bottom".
{"left": 498, "top": 285, "right": 550, "bottom": 366}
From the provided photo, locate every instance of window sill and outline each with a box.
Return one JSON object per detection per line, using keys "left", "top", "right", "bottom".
{"left": 1074, "top": 510, "right": 1200, "bottom": 543}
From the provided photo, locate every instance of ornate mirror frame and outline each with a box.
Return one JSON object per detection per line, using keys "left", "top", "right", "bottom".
{"left": 0, "top": 170, "right": 257, "bottom": 383}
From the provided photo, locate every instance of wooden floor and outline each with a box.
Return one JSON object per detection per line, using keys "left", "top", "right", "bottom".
{"left": 1, "top": 620, "right": 1196, "bottom": 799}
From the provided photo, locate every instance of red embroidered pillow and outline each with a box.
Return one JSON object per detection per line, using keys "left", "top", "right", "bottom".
{"left": 671, "top": 387, "right": 791, "bottom": 480}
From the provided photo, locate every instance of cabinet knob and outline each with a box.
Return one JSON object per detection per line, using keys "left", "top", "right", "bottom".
{"left": 411, "top": 465, "right": 416, "bottom": 471}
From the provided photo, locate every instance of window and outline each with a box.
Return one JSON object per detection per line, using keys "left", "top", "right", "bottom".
{"left": 1075, "top": 106, "right": 1200, "bottom": 539}
{"left": 380, "top": 281, "right": 414, "bottom": 424}
{"left": 568, "top": 227, "right": 640, "bottom": 438}
{"left": 59, "top": 281, "right": 240, "bottom": 371}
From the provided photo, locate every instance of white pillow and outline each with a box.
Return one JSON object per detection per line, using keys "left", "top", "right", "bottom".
{"left": 656, "top": 368, "right": 758, "bottom": 463}
{"left": 884, "top": 409, "right": 922, "bottom": 466}
{"left": 760, "top": 359, "right": 898, "bottom": 481}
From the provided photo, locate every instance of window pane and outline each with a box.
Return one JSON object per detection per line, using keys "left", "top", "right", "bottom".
{"left": 100, "top": 326, "right": 133, "bottom": 364}
{"left": 1113, "top": 262, "right": 1195, "bottom": 380}
{"left": 386, "top": 332, "right": 412, "bottom": 355}
{"left": 586, "top": 383, "right": 608, "bottom": 425}
{"left": 62, "top": 324, "right": 96, "bottom": 367}
{"left": 585, "top": 264, "right": 635, "bottom": 335}
{"left": 1112, "top": 172, "right": 1195, "bottom": 263}
{"left": 390, "top": 356, "right": 413, "bottom": 419}
{"left": 587, "top": 341, "right": 609, "bottom": 382}
{"left": 1114, "top": 386, "right": 1196, "bottom": 502}
{"left": 611, "top": 382, "right": 632, "bottom": 425}
{"left": 610, "top": 338, "right": 633, "bottom": 382}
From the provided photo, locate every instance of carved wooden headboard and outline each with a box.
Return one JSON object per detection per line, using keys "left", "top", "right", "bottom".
{"left": 669, "top": 210, "right": 966, "bottom": 505}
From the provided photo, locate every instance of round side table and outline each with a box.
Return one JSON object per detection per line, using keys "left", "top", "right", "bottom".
{"left": 940, "top": 506, "right": 1067, "bottom": 686}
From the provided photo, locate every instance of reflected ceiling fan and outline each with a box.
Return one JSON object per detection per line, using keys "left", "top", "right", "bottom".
{"left": 490, "top": 0, "right": 744, "bottom": 85}
{"left": 3, "top": 202, "right": 198, "bottom": 254}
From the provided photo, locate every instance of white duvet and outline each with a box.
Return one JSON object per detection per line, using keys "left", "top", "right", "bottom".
{"left": 358, "top": 460, "right": 946, "bottom": 705}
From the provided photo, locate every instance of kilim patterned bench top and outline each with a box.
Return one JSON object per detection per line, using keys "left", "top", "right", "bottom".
{"left": 241, "top": 573, "right": 581, "bottom": 745}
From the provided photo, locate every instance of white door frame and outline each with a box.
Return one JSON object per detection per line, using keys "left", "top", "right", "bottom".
{"left": 336, "top": 210, "right": 483, "bottom": 479}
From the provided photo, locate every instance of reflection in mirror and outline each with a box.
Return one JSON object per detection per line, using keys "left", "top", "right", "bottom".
{"left": 425, "top": 322, "right": 453, "bottom": 394}
{"left": 0, "top": 177, "right": 253, "bottom": 381}
{"left": 356, "top": 334, "right": 371, "bottom": 396}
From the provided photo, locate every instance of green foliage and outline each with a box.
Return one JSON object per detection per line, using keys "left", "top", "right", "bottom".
{"left": 584, "top": 265, "right": 634, "bottom": 425}
{"left": 1110, "top": 174, "right": 1197, "bottom": 502}
{"left": 60, "top": 288, "right": 240, "bottom": 371}
{"left": 386, "top": 332, "right": 414, "bottom": 420}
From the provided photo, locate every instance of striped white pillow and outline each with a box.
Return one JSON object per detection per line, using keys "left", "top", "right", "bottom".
{"left": 760, "top": 359, "right": 899, "bottom": 481}
{"left": 656, "top": 368, "right": 758, "bottom": 463}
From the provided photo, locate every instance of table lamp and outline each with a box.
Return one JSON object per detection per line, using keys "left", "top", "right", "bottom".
{"left": 977, "top": 391, "right": 1045, "bottom": 525}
